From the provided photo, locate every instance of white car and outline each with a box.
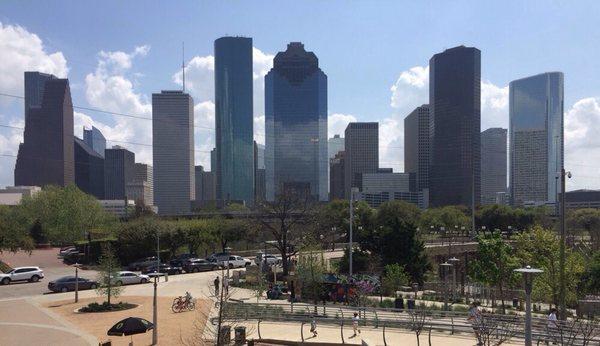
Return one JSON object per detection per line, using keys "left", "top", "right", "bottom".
{"left": 219, "top": 255, "right": 251, "bottom": 269}
{"left": 255, "top": 254, "right": 281, "bottom": 266}
{"left": 113, "top": 271, "right": 150, "bottom": 285}
{"left": 0, "top": 266, "right": 44, "bottom": 285}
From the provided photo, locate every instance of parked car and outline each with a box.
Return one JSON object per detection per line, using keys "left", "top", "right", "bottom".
{"left": 128, "top": 256, "right": 159, "bottom": 271}
{"left": 142, "top": 264, "right": 183, "bottom": 275}
{"left": 113, "top": 271, "right": 150, "bottom": 285}
{"left": 184, "top": 259, "right": 220, "bottom": 273}
{"left": 58, "top": 246, "right": 78, "bottom": 258}
{"left": 218, "top": 255, "right": 251, "bottom": 269}
{"left": 255, "top": 253, "right": 281, "bottom": 266}
{"left": 207, "top": 252, "right": 230, "bottom": 263}
{"left": 169, "top": 253, "right": 197, "bottom": 267}
{"left": 0, "top": 266, "right": 44, "bottom": 285}
{"left": 48, "top": 276, "right": 98, "bottom": 292}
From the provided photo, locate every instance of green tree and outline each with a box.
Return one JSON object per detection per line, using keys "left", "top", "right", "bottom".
{"left": 579, "top": 251, "right": 600, "bottom": 296}
{"left": 20, "top": 185, "right": 115, "bottom": 244}
{"left": 420, "top": 206, "right": 470, "bottom": 235}
{"left": 476, "top": 204, "right": 536, "bottom": 235}
{"left": 96, "top": 244, "right": 123, "bottom": 305}
{"left": 569, "top": 208, "right": 600, "bottom": 252}
{"left": 470, "top": 232, "right": 519, "bottom": 314}
{"left": 0, "top": 205, "right": 35, "bottom": 252}
{"left": 296, "top": 246, "right": 327, "bottom": 308}
{"left": 514, "top": 226, "right": 586, "bottom": 307}
{"left": 382, "top": 263, "right": 409, "bottom": 296}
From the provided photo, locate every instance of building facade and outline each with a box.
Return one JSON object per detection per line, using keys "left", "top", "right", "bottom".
{"left": 15, "top": 74, "right": 74, "bottom": 188}
{"left": 561, "top": 190, "right": 600, "bottom": 209}
{"left": 329, "top": 151, "right": 345, "bottom": 201}
{"left": 429, "top": 46, "right": 481, "bottom": 207}
{"left": 83, "top": 126, "right": 106, "bottom": 157}
{"left": 328, "top": 134, "right": 345, "bottom": 159}
{"left": 509, "top": 72, "right": 564, "bottom": 206}
{"left": 152, "top": 90, "right": 195, "bottom": 215}
{"left": 358, "top": 172, "right": 419, "bottom": 208}
{"left": 344, "top": 122, "right": 379, "bottom": 198}
{"left": 254, "top": 142, "right": 266, "bottom": 203}
{"left": 126, "top": 163, "right": 153, "bottom": 206}
{"left": 214, "top": 37, "right": 254, "bottom": 204}
{"left": 404, "top": 104, "right": 430, "bottom": 192}
{"left": 265, "top": 42, "right": 328, "bottom": 201}
{"left": 104, "top": 146, "right": 135, "bottom": 200}
{"left": 481, "top": 128, "right": 507, "bottom": 205}
{"left": 74, "top": 137, "right": 104, "bottom": 199}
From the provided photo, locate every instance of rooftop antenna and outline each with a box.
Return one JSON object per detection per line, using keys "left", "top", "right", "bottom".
{"left": 182, "top": 42, "right": 186, "bottom": 92}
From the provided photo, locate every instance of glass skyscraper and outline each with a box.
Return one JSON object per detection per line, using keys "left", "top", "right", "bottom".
{"left": 83, "top": 126, "right": 106, "bottom": 157}
{"left": 509, "top": 72, "right": 564, "bottom": 206}
{"left": 429, "top": 46, "right": 481, "bottom": 208}
{"left": 265, "top": 42, "right": 328, "bottom": 201}
{"left": 214, "top": 37, "right": 254, "bottom": 205}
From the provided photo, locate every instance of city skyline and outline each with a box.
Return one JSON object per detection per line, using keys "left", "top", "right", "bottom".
{"left": 1, "top": 1, "right": 600, "bottom": 192}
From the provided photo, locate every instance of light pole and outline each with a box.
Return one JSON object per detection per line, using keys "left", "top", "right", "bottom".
{"left": 440, "top": 262, "right": 452, "bottom": 311}
{"left": 331, "top": 226, "right": 337, "bottom": 251}
{"left": 559, "top": 169, "right": 571, "bottom": 320}
{"left": 74, "top": 262, "right": 81, "bottom": 303}
{"left": 448, "top": 257, "right": 460, "bottom": 301}
{"left": 514, "top": 266, "right": 543, "bottom": 346}
{"left": 152, "top": 228, "right": 159, "bottom": 345}
{"left": 349, "top": 187, "right": 359, "bottom": 276}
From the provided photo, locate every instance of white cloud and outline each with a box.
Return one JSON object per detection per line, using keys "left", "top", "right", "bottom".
{"left": 390, "top": 66, "right": 429, "bottom": 111}
{"left": 481, "top": 81, "right": 509, "bottom": 129}
{"left": 328, "top": 113, "right": 357, "bottom": 137}
{"left": 565, "top": 97, "right": 600, "bottom": 190}
{"left": 0, "top": 21, "right": 68, "bottom": 101}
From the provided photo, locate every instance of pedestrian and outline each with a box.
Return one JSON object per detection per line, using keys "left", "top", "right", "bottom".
{"left": 310, "top": 317, "right": 318, "bottom": 337}
{"left": 546, "top": 308, "right": 559, "bottom": 345}
{"left": 223, "top": 275, "right": 229, "bottom": 295}
{"left": 213, "top": 276, "right": 220, "bottom": 296}
{"left": 352, "top": 312, "right": 361, "bottom": 336}
{"left": 468, "top": 301, "right": 482, "bottom": 346}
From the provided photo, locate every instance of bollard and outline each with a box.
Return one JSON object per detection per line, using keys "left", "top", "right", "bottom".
{"left": 165, "top": 272, "right": 169, "bottom": 282}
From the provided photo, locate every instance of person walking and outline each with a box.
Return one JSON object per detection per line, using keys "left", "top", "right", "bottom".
{"left": 352, "top": 312, "right": 361, "bottom": 336}
{"left": 223, "top": 275, "right": 229, "bottom": 295}
{"left": 213, "top": 276, "right": 220, "bottom": 296}
{"left": 310, "top": 317, "right": 318, "bottom": 337}
{"left": 468, "top": 301, "right": 482, "bottom": 346}
{"left": 546, "top": 308, "right": 559, "bottom": 344}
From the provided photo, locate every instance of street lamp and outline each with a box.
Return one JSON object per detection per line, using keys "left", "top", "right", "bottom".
{"left": 440, "top": 262, "right": 452, "bottom": 311}
{"left": 448, "top": 257, "right": 460, "bottom": 301}
{"left": 514, "top": 266, "right": 543, "bottom": 346}
{"left": 331, "top": 226, "right": 337, "bottom": 251}
{"left": 349, "top": 187, "right": 359, "bottom": 276}
{"left": 74, "top": 262, "right": 81, "bottom": 303}
{"left": 412, "top": 282, "right": 419, "bottom": 300}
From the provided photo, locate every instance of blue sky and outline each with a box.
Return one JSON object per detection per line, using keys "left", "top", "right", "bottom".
{"left": 1, "top": 0, "right": 600, "bottom": 189}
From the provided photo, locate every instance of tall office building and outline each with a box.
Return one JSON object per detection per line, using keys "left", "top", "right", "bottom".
{"left": 265, "top": 42, "right": 328, "bottom": 201}
{"left": 15, "top": 74, "right": 74, "bottom": 187}
{"left": 83, "top": 126, "right": 106, "bottom": 157}
{"left": 104, "top": 146, "right": 135, "bottom": 199}
{"left": 126, "top": 163, "right": 153, "bottom": 206}
{"left": 74, "top": 137, "right": 104, "bottom": 199}
{"left": 429, "top": 46, "right": 481, "bottom": 207}
{"left": 254, "top": 142, "right": 266, "bottom": 202}
{"left": 509, "top": 72, "right": 564, "bottom": 206}
{"left": 328, "top": 134, "right": 345, "bottom": 159}
{"left": 152, "top": 90, "right": 195, "bottom": 215}
{"left": 359, "top": 172, "right": 418, "bottom": 208}
{"left": 210, "top": 148, "right": 217, "bottom": 172}
{"left": 344, "top": 122, "right": 379, "bottom": 198}
{"left": 404, "top": 105, "right": 430, "bottom": 192}
{"left": 329, "top": 151, "right": 345, "bottom": 201}
{"left": 215, "top": 37, "right": 254, "bottom": 204}
{"left": 481, "top": 128, "right": 507, "bottom": 205}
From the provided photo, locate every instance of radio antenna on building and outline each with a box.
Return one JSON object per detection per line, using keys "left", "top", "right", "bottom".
{"left": 182, "top": 42, "right": 186, "bottom": 92}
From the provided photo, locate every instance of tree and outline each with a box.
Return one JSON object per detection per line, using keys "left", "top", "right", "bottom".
{"left": 254, "top": 187, "right": 315, "bottom": 276}
{"left": 419, "top": 206, "right": 470, "bottom": 235}
{"left": 20, "top": 185, "right": 115, "bottom": 244}
{"left": 0, "top": 205, "right": 34, "bottom": 252}
{"left": 513, "top": 226, "right": 585, "bottom": 307}
{"left": 96, "top": 244, "right": 123, "bottom": 306}
{"left": 569, "top": 208, "right": 600, "bottom": 252}
{"left": 476, "top": 204, "right": 536, "bottom": 235}
{"left": 296, "top": 246, "right": 327, "bottom": 309}
{"left": 579, "top": 251, "right": 600, "bottom": 297}
{"left": 381, "top": 263, "right": 409, "bottom": 296}
{"left": 214, "top": 218, "right": 246, "bottom": 253}
{"left": 470, "top": 232, "right": 519, "bottom": 314}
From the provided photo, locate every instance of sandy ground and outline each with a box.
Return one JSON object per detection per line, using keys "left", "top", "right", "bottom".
{"left": 45, "top": 295, "right": 210, "bottom": 346}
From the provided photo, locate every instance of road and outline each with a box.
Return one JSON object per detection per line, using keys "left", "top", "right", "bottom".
{"left": 0, "top": 248, "right": 98, "bottom": 300}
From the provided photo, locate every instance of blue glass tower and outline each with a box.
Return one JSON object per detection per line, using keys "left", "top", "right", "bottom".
{"left": 265, "top": 42, "right": 328, "bottom": 201}
{"left": 214, "top": 37, "right": 254, "bottom": 205}
{"left": 83, "top": 126, "right": 106, "bottom": 157}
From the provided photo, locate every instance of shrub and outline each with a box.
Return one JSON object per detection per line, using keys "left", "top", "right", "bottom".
{"left": 79, "top": 301, "right": 136, "bottom": 312}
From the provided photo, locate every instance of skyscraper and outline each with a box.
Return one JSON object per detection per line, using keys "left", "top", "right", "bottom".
{"left": 152, "top": 90, "right": 195, "bottom": 215}
{"left": 329, "top": 151, "right": 345, "bottom": 201}
{"left": 214, "top": 37, "right": 254, "bottom": 204}
{"left": 481, "top": 128, "right": 507, "bottom": 205}
{"left": 328, "top": 134, "right": 345, "bottom": 159}
{"left": 74, "top": 137, "right": 104, "bottom": 199}
{"left": 344, "top": 122, "right": 379, "bottom": 198}
{"left": 254, "top": 142, "right": 266, "bottom": 202}
{"left": 104, "top": 146, "right": 135, "bottom": 199}
{"left": 404, "top": 104, "right": 430, "bottom": 192}
{"left": 15, "top": 74, "right": 74, "bottom": 187}
{"left": 126, "top": 163, "right": 153, "bottom": 206}
{"left": 265, "top": 42, "right": 328, "bottom": 201}
{"left": 509, "top": 72, "right": 564, "bottom": 206}
{"left": 83, "top": 126, "right": 106, "bottom": 158}
{"left": 429, "top": 46, "right": 481, "bottom": 207}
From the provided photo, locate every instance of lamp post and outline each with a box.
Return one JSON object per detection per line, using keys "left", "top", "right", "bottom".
{"left": 514, "top": 266, "right": 543, "bottom": 346}
{"left": 448, "top": 257, "right": 460, "bottom": 301}
{"left": 412, "top": 282, "right": 419, "bottom": 300}
{"left": 349, "top": 187, "right": 359, "bottom": 276}
{"left": 331, "top": 226, "right": 337, "bottom": 251}
{"left": 440, "top": 262, "right": 452, "bottom": 311}
{"left": 74, "top": 262, "right": 81, "bottom": 303}
{"left": 152, "top": 228, "right": 159, "bottom": 345}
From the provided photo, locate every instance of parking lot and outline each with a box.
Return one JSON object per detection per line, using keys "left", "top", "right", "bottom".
{"left": 0, "top": 248, "right": 98, "bottom": 300}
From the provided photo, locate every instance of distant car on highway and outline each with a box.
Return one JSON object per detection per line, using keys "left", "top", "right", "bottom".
{"left": 128, "top": 256, "right": 159, "bottom": 271}
{"left": 184, "top": 259, "right": 220, "bottom": 273}
{"left": 143, "top": 264, "right": 183, "bottom": 275}
{"left": 0, "top": 266, "right": 44, "bottom": 285}
{"left": 113, "top": 271, "right": 150, "bottom": 285}
{"left": 48, "top": 276, "right": 98, "bottom": 292}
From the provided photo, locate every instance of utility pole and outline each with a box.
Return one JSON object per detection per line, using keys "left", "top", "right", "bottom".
{"left": 559, "top": 168, "right": 569, "bottom": 319}
{"left": 152, "top": 229, "right": 159, "bottom": 345}
{"left": 349, "top": 188, "right": 356, "bottom": 277}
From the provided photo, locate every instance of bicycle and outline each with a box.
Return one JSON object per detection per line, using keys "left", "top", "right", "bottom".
{"left": 172, "top": 292, "right": 196, "bottom": 313}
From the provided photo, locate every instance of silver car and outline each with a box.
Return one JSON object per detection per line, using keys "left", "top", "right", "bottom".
{"left": 113, "top": 271, "right": 150, "bottom": 285}
{"left": 0, "top": 266, "right": 44, "bottom": 285}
